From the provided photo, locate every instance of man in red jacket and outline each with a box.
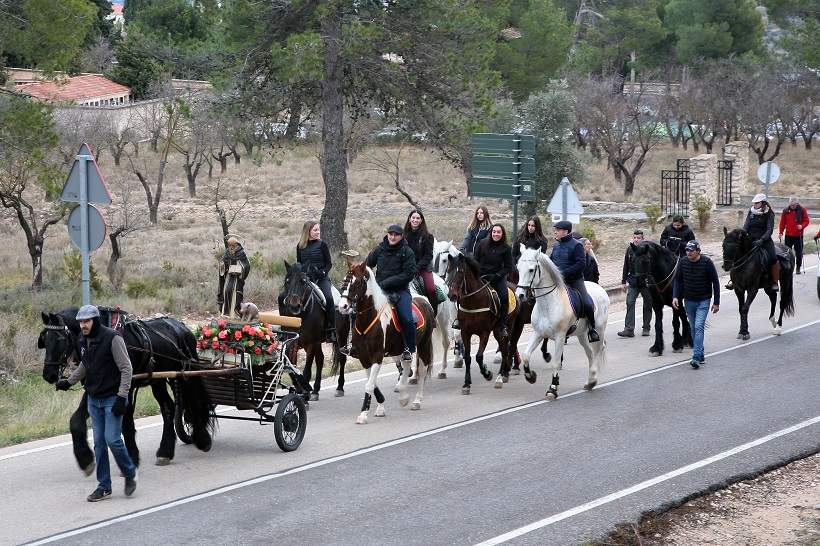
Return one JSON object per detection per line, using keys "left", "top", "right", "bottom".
{"left": 778, "top": 197, "right": 810, "bottom": 274}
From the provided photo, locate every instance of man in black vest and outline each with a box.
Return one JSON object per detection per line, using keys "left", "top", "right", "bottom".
{"left": 671, "top": 241, "right": 720, "bottom": 369}
{"left": 56, "top": 305, "right": 137, "bottom": 502}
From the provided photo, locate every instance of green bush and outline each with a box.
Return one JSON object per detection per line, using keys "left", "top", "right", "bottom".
{"left": 643, "top": 203, "right": 664, "bottom": 234}
{"left": 61, "top": 249, "right": 103, "bottom": 293}
{"left": 692, "top": 194, "right": 713, "bottom": 231}
{"left": 126, "top": 278, "right": 159, "bottom": 298}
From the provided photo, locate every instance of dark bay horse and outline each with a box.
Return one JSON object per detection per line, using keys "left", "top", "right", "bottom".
{"left": 39, "top": 307, "right": 215, "bottom": 474}
{"left": 445, "top": 252, "right": 519, "bottom": 394}
{"left": 337, "top": 257, "right": 436, "bottom": 423}
{"left": 281, "top": 260, "right": 339, "bottom": 401}
{"left": 632, "top": 241, "right": 693, "bottom": 356}
{"left": 722, "top": 228, "right": 795, "bottom": 339}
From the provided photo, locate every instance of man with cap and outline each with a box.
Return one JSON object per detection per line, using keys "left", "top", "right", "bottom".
{"left": 56, "top": 305, "right": 138, "bottom": 501}
{"left": 551, "top": 220, "right": 600, "bottom": 342}
{"left": 672, "top": 240, "right": 720, "bottom": 369}
{"left": 742, "top": 193, "right": 778, "bottom": 291}
{"left": 366, "top": 224, "right": 419, "bottom": 362}
{"left": 619, "top": 229, "right": 653, "bottom": 337}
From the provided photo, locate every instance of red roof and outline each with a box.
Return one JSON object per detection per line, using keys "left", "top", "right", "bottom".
{"left": 19, "top": 75, "right": 131, "bottom": 104}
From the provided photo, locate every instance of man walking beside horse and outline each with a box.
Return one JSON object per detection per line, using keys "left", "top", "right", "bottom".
{"left": 778, "top": 196, "right": 810, "bottom": 275}
{"left": 672, "top": 241, "right": 720, "bottom": 370}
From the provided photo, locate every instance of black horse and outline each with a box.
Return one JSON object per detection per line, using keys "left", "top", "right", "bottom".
{"left": 281, "top": 261, "right": 337, "bottom": 401}
{"left": 722, "top": 228, "right": 795, "bottom": 340}
{"left": 39, "top": 307, "right": 215, "bottom": 474}
{"left": 633, "top": 241, "right": 693, "bottom": 356}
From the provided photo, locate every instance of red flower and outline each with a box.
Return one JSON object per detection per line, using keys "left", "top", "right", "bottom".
{"left": 242, "top": 325, "right": 252, "bottom": 334}
{"left": 202, "top": 326, "right": 212, "bottom": 337}
{"left": 234, "top": 330, "right": 243, "bottom": 340}
{"left": 217, "top": 319, "right": 227, "bottom": 328}
{"left": 218, "top": 330, "right": 227, "bottom": 340}
{"left": 228, "top": 348, "right": 235, "bottom": 354}
{"left": 267, "top": 345, "right": 274, "bottom": 354}
{"left": 211, "top": 341, "right": 219, "bottom": 349}
{"left": 254, "top": 347, "right": 262, "bottom": 355}
{"left": 196, "top": 341, "right": 201, "bottom": 349}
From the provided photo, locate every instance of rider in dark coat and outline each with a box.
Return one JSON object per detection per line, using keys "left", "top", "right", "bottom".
{"left": 742, "top": 193, "right": 779, "bottom": 291}
{"left": 475, "top": 223, "right": 513, "bottom": 338}
{"left": 659, "top": 215, "right": 696, "bottom": 257}
{"left": 367, "top": 224, "right": 419, "bottom": 362}
{"left": 551, "top": 220, "right": 600, "bottom": 342}
{"left": 512, "top": 215, "right": 550, "bottom": 264}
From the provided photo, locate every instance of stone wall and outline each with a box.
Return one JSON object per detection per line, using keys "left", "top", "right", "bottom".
{"left": 688, "top": 153, "right": 717, "bottom": 224}
{"left": 722, "top": 142, "right": 749, "bottom": 205}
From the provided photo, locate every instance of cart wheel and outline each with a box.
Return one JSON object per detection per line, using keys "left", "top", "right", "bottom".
{"left": 274, "top": 393, "right": 307, "bottom": 452}
{"left": 174, "top": 403, "right": 194, "bottom": 445}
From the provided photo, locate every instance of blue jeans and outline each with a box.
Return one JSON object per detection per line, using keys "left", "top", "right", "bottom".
{"left": 683, "top": 298, "right": 711, "bottom": 361}
{"left": 394, "top": 289, "right": 416, "bottom": 353}
{"left": 88, "top": 394, "right": 136, "bottom": 491}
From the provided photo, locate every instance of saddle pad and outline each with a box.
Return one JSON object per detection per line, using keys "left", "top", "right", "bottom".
{"left": 565, "top": 286, "right": 594, "bottom": 319}
{"left": 390, "top": 302, "right": 425, "bottom": 332}
{"left": 488, "top": 287, "right": 518, "bottom": 314}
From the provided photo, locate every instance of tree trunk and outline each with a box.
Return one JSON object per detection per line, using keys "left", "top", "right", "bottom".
{"left": 29, "top": 240, "right": 44, "bottom": 289}
{"left": 319, "top": 4, "right": 349, "bottom": 255}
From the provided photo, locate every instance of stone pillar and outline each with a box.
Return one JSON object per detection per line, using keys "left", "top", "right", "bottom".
{"left": 688, "top": 154, "right": 718, "bottom": 227}
{"left": 722, "top": 141, "right": 750, "bottom": 205}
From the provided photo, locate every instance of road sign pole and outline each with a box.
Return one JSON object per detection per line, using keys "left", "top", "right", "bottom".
{"left": 79, "top": 155, "right": 91, "bottom": 306}
{"left": 561, "top": 177, "right": 568, "bottom": 220}
{"left": 512, "top": 134, "right": 521, "bottom": 236}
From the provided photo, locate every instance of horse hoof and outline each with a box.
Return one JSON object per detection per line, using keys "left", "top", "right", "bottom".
{"left": 399, "top": 397, "right": 409, "bottom": 407}
{"left": 741, "top": 334, "right": 750, "bottom": 340}
{"left": 411, "top": 402, "right": 421, "bottom": 410}
{"left": 461, "top": 387, "right": 471, "bottom": 395}
{"left": 485, "top": 371, "right": 493, "bottom": 381}
{"left": 525, "top": 371, "right": 537, "bottom": 384}
{"left": 335, "top": 389, "right": 344, "bottom": 397}
{"left": 546, "top": 391, "right": 557, "bottom": 401}
{"left": 394, "top": 386, "right": 400, "bottom": 393}
{"left": 649, "top": 351, "right": 661, "bottom": 357}
{"left": 773, "top": 328, "right": 781, "bottom": 336}
{"left": 374, "top": 409, "right": 386, "bottom": 417}
{"left": 495, "top": 378, "right": 503, "bottom": 389}
{"left": 453, "top": 361, "right": 463, "bottom": 368}
{"left": 408, "top": 377, "right": 418, "bottom": 385}
{"left": 543, "top": 353, "right": 552, "bottom": 363}
{"left": 584, "top": 381, "right": 597, "bottom": 391}
{"left": 502, "top": 375, "right": 509, "bottom": 383}
{"left": 82, "top": 462, "right": 95, "bottom": 477}
{"left": 155, "top": 457, "right": 171, "bottom": 466}
{"left": 309, "top": 393, "right": 319, "bottom": 401}
{"left": 356, "top": 416, "right": 368, "bottom": 425}
{"left": 673, "top": 348, "right": 683, "bottom": 353}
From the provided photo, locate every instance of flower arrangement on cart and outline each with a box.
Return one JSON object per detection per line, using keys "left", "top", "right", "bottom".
{"left": 193, "top": 319, "right": 281, "bottom": 365}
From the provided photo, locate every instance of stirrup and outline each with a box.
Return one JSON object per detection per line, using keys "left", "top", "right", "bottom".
{"left": 339, "top": 343, "right": 358, "bottom": 358}
{"left": 452, "top": 318, "right": 460, "bottom": 330}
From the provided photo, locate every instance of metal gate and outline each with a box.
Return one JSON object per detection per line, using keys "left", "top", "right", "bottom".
{"left": 717, "top": 159, "right": 733, "bottom": 205}
{"left": 661, "top": 166, "right": 690, "bottom": 218}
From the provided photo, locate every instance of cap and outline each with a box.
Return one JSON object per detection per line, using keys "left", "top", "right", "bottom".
{"left": 685, "top": 240, "right": 700, "bottom": 251}
{"left": 553, "top": 220, "right": 572, "bottom": 231}
{"left": 571, "top": 231, "right": 583, "bottom": 240}
{"left": 387, "top": 224, "right": 403, "bottom": 235}
{"left": 76, "top": 305, "right": 100, "bottom": 320}
{"left": 752, "top": 193, "right": 767, "bottom": 203}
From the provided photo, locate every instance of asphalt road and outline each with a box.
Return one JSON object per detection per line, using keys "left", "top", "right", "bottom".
{"left": 4, "top": 257, "right": 820, "bottom": 546}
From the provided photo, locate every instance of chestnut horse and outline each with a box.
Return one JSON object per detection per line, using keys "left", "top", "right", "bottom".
{"left": 444, "top": 252, "right": 519, "bottom": 394}
{"left": 337, "top": 257, "right": 436, "bottom": 424}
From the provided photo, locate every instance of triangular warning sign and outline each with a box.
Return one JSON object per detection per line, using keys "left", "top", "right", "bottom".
{"left": 546, "top": 179, "right": 584, "bottom": 215}
{"left": 60, "top": 143, "right": 112, "bottom": 204}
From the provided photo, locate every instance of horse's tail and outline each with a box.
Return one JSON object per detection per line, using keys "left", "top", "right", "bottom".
{"left": 179, "top": 377, "right": 217, "bottom": 450}
{"left": 780, "top": 261, "right": 796, "bottom": 317}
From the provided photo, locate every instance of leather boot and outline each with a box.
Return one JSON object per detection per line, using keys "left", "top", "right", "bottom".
{"left": 498, "top": 312, "right": 509, "bottom": 338}
{"left": 771, "top": 262, "right": 779, "bottom": 291}
{"left": 586, "top": 308, "right": 600, "bottom": 342}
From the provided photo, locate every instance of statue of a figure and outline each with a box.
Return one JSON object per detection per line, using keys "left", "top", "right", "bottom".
{"left": 217, "top": 236, "right": 251, "bottom": 318}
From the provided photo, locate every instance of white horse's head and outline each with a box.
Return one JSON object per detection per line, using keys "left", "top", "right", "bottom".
{"left": 433, "top": 239, "right": 457, "bottom": 278}
{"left": 515, "top": 247, "right": 565, "bottom": 300}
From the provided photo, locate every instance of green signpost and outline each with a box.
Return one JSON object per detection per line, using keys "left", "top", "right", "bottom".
{"left": 470, "top": 133, "right": 536, "bottom": 236}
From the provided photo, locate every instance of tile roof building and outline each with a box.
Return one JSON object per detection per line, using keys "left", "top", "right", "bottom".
{"left": 18, "top": 75, "right": 133, "bottom": 106}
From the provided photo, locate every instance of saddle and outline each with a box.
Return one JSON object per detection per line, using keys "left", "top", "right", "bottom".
{"left": 565, "top": 286, "right": 595, "bottom": 320}
{"left": 755, "top": 246, "right": 791, "bottom": 270}
{"left": 411, "top": 276, "right": 446, "bottom": 303}
{"left": 390, "top": 302, "right": 425, "bottom": 332}
{"left": 487, "top": 287, "right": 517, "bottom": 317}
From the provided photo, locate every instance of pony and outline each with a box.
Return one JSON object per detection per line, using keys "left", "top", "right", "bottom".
{"left": 281, "top": 260, "right": 341, "bottom": 400}
{"left": 39, "top": 307, "right": 215, "bottom": 474}
{"left": 337, "top": 257, "right": 436, "bottom": 423}
{"left": 632, "top": 241, "right": 693, "bottom": 356}
{"left": 722, "top": 228, "right": 795, "bottom": 339}
{"left": 444, "top": 251, "right": 519, "bottom": 394}
{"left": 515, "top": 248, "right": 610, "bottom": 400}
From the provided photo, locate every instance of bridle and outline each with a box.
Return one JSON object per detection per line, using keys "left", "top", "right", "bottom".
{"left": 635, "top": 247, "right": 679, "bottom": 294}
{"left": 445, "top": 255, "right": 494, "bottom": 313}
{"left": 723, "top": 238, "right": 757, "bottom": 273}
{"left": 41, "top": 323, "right": 75, "bottom": 380}
{"left": 285, "top": 270, "right": 317, "bottom": 315}
{"left": 515, "top": 258, "right": 558, "bottom": 299}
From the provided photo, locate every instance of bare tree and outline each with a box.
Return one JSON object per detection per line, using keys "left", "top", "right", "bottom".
{"left": 83, "top": 35, "right": 116, "bottom": 73}
{"left": 202, "top": 175, "right": 253, "bottom": 241}
{"left": 358, "top": 141, "right": 421, "bottom": 210}
{"left": 102, "top": 172, "right": 148, "bottom": 291}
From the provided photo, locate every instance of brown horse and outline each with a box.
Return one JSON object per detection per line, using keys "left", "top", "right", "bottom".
{"left": 337, "top": 257, "right": 436, "bottom": 424}
{"left": 445, "top": 252, "right": 519, "bottom": 394}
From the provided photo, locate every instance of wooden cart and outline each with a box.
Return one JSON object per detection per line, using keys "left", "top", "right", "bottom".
{"left": 136, "top": 315, "right": 309, "bottom": 452}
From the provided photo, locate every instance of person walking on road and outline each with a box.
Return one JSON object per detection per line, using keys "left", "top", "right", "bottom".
{"left": 619, "top": 230, "right": 653, "bottom": 338}
{"left": 672, "top": 240, "right": 720, "bottom": 369}
{"left": 779, "top": 197, "right": 809, "bottom": 275}
{"left": 55, "top": 305, "right": 137, "bottom": 502}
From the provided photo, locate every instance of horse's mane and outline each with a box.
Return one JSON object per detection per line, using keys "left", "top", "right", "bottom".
{"left": 462, "top": 253, "right": 483, "bottom": 280}
{"left": 725, "top": 228, "right": 745, "bottom": 242}
{"left": 518, "top": 248, "right": 565, "bottom": 289}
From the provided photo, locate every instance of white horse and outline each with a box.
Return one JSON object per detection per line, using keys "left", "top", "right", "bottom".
{"left": 429, "top": 239, "right": 464, "bottom": 374}
{"left": 515, "top": 247, "right": 610, "bottom": 400}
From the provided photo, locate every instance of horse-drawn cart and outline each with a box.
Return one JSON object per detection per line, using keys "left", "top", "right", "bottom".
{"left": 133, "top": 314, "right": 310, "bottom": 452}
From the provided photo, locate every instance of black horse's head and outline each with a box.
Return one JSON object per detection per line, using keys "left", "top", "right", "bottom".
{"left": 632, "top": 241, "right": 652, "bottom": 280}
{"left": 283, "top": 260, "right": 311, "bottom": 315}
{"left": 722, "top": 227, "right": 746, "bottom": 272}
{"left": 39, "top": 308, "right": 79, "bottom": 384}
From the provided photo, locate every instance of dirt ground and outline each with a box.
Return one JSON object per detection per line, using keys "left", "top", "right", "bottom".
{"left": 590, "top": 213, "right": 820, "bottom": 546}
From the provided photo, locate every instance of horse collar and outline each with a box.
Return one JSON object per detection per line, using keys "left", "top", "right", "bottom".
{"left": 656, "top": 258, "right": 680, "bottom": 294}
{"left": 355, "top": 302, "right": 388, "bottom": 336}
